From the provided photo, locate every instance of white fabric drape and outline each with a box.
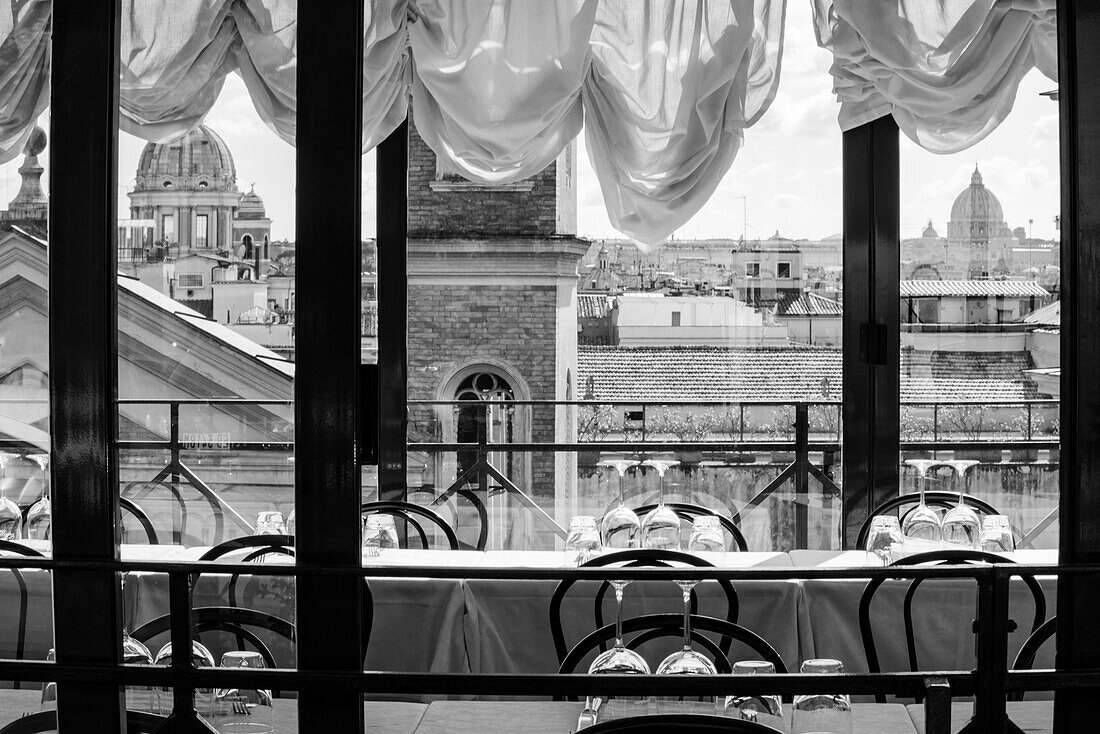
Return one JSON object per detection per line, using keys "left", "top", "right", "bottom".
{"left": 0, "top": 0, "right": 787, "bottom": 245}
{"left": 120, "top": 0, "right": 296, "bottom": 144}
{"left": 583, "top": 0, "right": 784, "bottom": 245}
{"left": 812, "top": 0, "right": 1056, "bottom": 154}
{"left": 0, "top": 0, "right": 50, "bottom": 165}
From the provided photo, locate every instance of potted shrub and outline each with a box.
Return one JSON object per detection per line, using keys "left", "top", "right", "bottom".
{"left": 943, "top": 405, "right": 1002, "bottom": 463}
{"left": 647, "top": 407, "right": 719, "bottom": 464}
{"left": 900, "top": 405, "right": 934, "bottom": 460}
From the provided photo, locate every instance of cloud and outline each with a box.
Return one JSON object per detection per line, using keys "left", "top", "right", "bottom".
{"left": 1028, "top": 113, "right": 1058, "bottom": 150}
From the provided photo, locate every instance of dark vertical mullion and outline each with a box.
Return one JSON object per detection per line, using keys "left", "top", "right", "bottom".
{"left": 376, "top": 123, "right": 408, "bottom": 503}
{"left": 841, "top": 116, "right": 901, "bottom": 549}
{"left": 295, "top": 2, "right": 364, "bottom": 731}
{"left": 1055, "top": 1, "right": 1100, "bottom": 730}
{"left": 48, "top": 1, "right": 125, "bottom": 732}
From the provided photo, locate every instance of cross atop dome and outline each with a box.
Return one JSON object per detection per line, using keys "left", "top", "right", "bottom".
{"left": 972, "top": 163, "right": 983, "bottom": 186}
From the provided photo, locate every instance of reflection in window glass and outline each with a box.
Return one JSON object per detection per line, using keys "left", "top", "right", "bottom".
{"left": 899, "top": 70, "right": 1060, "bottom": 549}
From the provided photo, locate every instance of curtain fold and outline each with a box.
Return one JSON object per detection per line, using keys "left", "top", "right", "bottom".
{"left": 0, "top": 0, "right": 50, "bottom": 165}
{"left": 812, "top": 0, "right": 1057, "bottom": 154}
{"left": 583, "top": 0, "right": 784, "bottom": 245}
{"left": 120, "top": 0, "right": 296, "bottom": 145}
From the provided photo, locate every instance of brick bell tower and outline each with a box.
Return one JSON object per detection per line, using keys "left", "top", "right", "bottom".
{"left": 405, "top": 115, "right": 588, "bottom": 550}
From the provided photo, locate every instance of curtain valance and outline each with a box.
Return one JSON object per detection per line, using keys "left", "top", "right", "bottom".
{"left": 0, "top": 1, "right": 1058, "bottom": 243}
{"left": 812, "top": 0, "right": 1057, "bottom": 154}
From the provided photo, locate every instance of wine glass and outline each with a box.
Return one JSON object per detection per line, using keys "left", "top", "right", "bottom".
{"left": 40, "top": 647, "right": 55, "bottom": 710}
{"left": 285, "top": 509, "right": 295, "bottom": 536}
{"left": 791, "top": 658, "right": 852, "bottom": 734}
{"left": 687, "top": 516, "right": 725, "bottom": 556}
{"left": 941, "top": 459, "right": 982, "bottom": 548}
{"left": 587, "top": 577, "right": 651, "bottom": 720}
{"left": 655, "top": 578, "right": 717, "bottom": 711}
{"left": 598, "top": 458, "right": 641, "bottom": 549}
{"left": 864, "top": 515, "right": 902, "bottom": 565}
{"left": 980, "top": 515, "right": 1016, "bottom": 553}
{"left": 24, "top": 453, "right": 51, "bottom": 540}
{"left": 210, "top": 651, "right": 274, "bottom": 733}
{"left": 122, "top": 631, "right": 155, "bottom": 713}
{"left": 722, "top": 660, "right": 783, "bottom": 727}
{"left": 0, "top": 452, "right": 22, "bottom": 540}
{"left": 362, "top": 513, "right": 399, "bottom": 558}
{"left": 564, "top": 515, "right": 602, "bottom": 566}
{"left": 152, "top": 639, "right": 216, "bottom": 715}
{"left": 902, "top": 458, "right": 942, "bottom": 541}
{"left": 641, "top": 457, "right": 681, "bottom": 550}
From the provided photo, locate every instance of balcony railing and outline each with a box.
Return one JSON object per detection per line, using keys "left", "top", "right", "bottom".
{"left": 0, "top": 397, "right": 1060, "bottom": 549}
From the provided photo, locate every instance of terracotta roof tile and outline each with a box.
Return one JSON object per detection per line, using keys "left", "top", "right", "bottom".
{"left": 577, "top": 346, "right": 1041, "bottom": 402}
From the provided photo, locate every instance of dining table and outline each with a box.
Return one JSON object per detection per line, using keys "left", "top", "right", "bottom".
{"left": 0, "top": 544, "right": 1061, "bottom": 706}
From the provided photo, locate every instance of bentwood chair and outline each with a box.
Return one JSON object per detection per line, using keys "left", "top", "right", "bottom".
{"left": 855, "top": 491, "right": 1007, "bottom": 549}
{"left": 550, "top": 549, "right": 739, "bottom": 666}
{"left": 859, "top": 549, "right": 1047, "bottom": 703}
{"left": 0, "top": 541, "right": 43, "bottom": 691}
{"left": 557, "top": 613, "right": 786, "bottom": 701}
{"left": 0, "top": 710, "right": 167, "bottom": 734}
{"left": 631, "top": 503, "right": 748, "bottom": 552}
{"left": 120, "top": 497, "right": 158, "bottom": 544}
{"left": 580, "top": 713, "right": 781, "bottom": 733}
{"left": 1009, "top": 616, "right": 1056, "bottom": 701}
{"left": 360, "top": 501, "right": 460, "bottom": 550}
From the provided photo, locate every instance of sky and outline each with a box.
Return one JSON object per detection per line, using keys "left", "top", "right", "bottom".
{"left": 0, "top": 4, "right": 1061, "bottom": 245}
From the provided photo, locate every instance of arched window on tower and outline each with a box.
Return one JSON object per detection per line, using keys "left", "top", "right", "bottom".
{"left": 454, "top": 371, "right": 515, "bottom": 482}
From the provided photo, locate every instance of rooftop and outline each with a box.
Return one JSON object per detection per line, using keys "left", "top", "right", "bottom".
{"left": 577, "top": 345, "right": 1042, "bottom": 402}
{"left": 776, "top": 292, "right": 844, "bottom": 317}
{"left": 900, "top": 280, "right": 1049, "bottom": 298}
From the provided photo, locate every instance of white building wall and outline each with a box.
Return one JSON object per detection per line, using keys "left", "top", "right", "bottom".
{"left": 616, "top": 295, "right": 788, "bottom": 346}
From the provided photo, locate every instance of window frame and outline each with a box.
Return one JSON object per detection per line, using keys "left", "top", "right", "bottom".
{"left": 37, "top": 0, "right": 1098, "bottom": 729}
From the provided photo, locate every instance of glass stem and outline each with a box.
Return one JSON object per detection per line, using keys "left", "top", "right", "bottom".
{"left": 659, "top": 470, "right": 665, "bottom": 505}
{"left": 614, "top": 584, "right": 625, "bottom": 647}
{"left": 681, "top": 586, "right": 691, "bottom": 650}
{"left": 919, "top": 473, "right": 926, "bottom": 506}
{"left": 618, "top": 471, "right": 625, "bottom": 507}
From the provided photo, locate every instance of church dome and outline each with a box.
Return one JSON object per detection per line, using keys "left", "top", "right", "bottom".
{"left": 134, "top": 124, "right": 237, "bottom": 192}
{"left": 949, "top": 165, "right": 1004, "bottom": 227}
{"left": 238, "top": 185, "right": 266, "bottom": 220}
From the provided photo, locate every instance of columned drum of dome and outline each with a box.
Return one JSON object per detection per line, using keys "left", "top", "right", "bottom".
{"left": 128, "top": 124, "right": 271, "bottom": 256}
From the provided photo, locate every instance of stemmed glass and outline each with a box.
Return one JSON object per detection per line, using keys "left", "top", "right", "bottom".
{"left": 589, "top": 579, "right": 650, "bottom": 676}
{"left": 655, "top": 578, "right": 718, "bottom": 710}
{"left": 24, "top": 453, "right": 51, "bottom": 540}
{"left": 641, "top": 457, "right": 681, "bottom": 550}
{"left": 152, "top": 639, "right": 215, "bottom": 715}
{"left": 120, "top": 576, "right": 155, "bottom": 713}
{"left": 598, "top": 458, "right": 641, "bottom": 549}
{"left": 941, "top": 459, "right": 982, "bottom": 548}
{"left": 902, "top": 458, "right": 942, "bottom": 541}
{"left": 0, "top": 453, "right": 21, "bottom": 540}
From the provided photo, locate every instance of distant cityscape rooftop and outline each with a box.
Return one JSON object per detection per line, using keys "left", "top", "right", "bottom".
{"left": 900, "top": 280, "right": 1049, "bottom": 298}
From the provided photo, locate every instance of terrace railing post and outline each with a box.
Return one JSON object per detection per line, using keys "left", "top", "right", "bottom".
{"left": 48, "top": 1, "right": 126, "bottom": 732}
{"left": 170, "top": 401, "right": 183, "bottom": 544}
{"left": 795, "top": 403, "right": 809, "bottom": 549}
{"left": 923, "top": 676, "right": 952, "bottom": 734}
{"left": 966, "top": 570, "right": 1011, "bottom": 734}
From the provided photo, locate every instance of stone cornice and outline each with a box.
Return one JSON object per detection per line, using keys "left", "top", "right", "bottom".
{"left": 408, "top": 237, "right": 590, "bottom": 281}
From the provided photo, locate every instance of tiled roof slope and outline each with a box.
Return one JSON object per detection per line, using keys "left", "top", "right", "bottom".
{"left": 776, "top": 292, "right": 843, "bottom": 317}
{"left": 900, "top": 280, "right": 1049, "bottom": 297}
{"left": 1022, "top": 299, "right": 1060, "bottom": 325}
{"left": 577, "top": 346, "right": 1042, "bottom": 402}
{"left": 578, "top": 293, "right": 613, "bottom": 319}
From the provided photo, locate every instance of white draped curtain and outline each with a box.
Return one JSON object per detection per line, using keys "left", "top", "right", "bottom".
{"left": 812, "top": 0, "right": 1057, "bottom": 154}
{"left": 0, "top": 0, "right": 1059, "bottom": 242}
